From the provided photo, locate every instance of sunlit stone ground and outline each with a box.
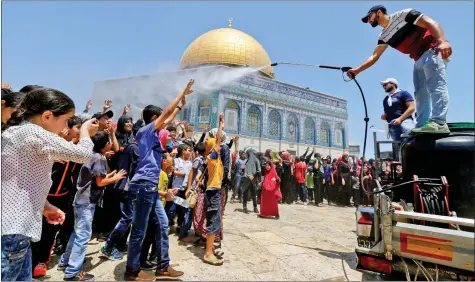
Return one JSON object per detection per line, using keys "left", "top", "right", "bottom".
{"left": 39, "top": 201, "right": 399, "bottom": 281}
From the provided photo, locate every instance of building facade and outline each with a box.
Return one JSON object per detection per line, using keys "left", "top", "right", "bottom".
{"left": 92, "top": 20, "right": 349, "bottom": 157}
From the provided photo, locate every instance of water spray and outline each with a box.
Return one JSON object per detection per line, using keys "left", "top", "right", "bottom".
{"left": 271, "top": 61, "right": 371, "bottom": 195}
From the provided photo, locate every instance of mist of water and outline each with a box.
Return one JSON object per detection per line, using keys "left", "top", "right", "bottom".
{"left": 90, "top": 65, "right": 267, "bottom": 120}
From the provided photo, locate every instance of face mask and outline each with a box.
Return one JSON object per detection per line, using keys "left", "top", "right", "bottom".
{"left": 385, "top": 86, "right": 394, "bottom": 93}
{"left": 371, "top": 14, "right": 379, "bottom": 28}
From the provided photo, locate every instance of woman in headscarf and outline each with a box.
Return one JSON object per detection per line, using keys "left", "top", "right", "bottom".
{"left": 241, "top": 148, "right": 261, "bottom": 213}
{"left": 279, "top": 151, "right": 294, "bottom": 204}
{"left": 337, "top": 153, "right": 352, "bottom": 206}
{"left": 259, "top": 160, "right": 282, "bottom": 219}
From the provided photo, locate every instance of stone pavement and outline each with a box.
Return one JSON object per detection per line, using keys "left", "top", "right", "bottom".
{"left": 40, "top": 201, "right": 396, "bottom": 281}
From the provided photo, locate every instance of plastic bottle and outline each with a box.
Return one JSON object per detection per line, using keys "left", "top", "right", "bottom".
{"left": 172, "top": 196, "right": 190, "bottom": 208}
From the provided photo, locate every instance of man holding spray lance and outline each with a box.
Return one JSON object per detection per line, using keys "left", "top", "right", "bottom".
{"left": 346, "top": 5, "right": 452, "bottom": 135}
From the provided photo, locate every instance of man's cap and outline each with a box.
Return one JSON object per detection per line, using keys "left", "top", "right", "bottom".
{"left": 92, "top": 110, "right": 114, "bottom": 120}
{"left": 380, "top": 78, "right": 399, "bottom": 86}
{"left": 361, "top": 5, "right": 387, "bottom": 23}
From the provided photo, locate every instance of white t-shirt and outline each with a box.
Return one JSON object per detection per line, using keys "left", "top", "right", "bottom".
{"left": 171, "top": 157, "right": 192, "bottom": 190}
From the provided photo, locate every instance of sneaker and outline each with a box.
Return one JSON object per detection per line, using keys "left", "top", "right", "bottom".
{"left": 99, "top": 246, "right": 123, "bottom": 261}
{"left": 124, "top": 270, "right": 155, "bottom": 281}
{"left": 64, "top": 271, "right": 95, "bottom": 281}
{"left": 411, "top": 121, "right": 450, "bottom": 134}
{"left": 33, "top": 263, "right": 47, "bottom": 278}
{"left": 155, "top": 266, "right": 184, "bottom": 279}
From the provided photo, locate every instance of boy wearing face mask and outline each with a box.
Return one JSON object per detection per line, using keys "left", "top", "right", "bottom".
{"left": 380, "top": 78, "right": 415, "bottom": 142}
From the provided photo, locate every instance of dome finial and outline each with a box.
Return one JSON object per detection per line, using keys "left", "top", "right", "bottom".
{"left": 228, "top": 17, "right": 233, "bottom": 28}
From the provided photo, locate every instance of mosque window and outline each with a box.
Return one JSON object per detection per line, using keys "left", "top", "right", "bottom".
{"left": 225, "top": 100, "right": 239, "bottom": 131}
{"left": 320, "top": 121, "right": 330, "bottom": 145}
{"left": 287, "top": 114, "right": 298, "bottom": 142}
{"left": 268, "top": 109, "right": 281, "bottom": 138}
{"left": 198, "top": 99, "right": 211, "bottom": 124}
{"left": 304, "top": 117, "right": 315, "bottom": 143}
{"left": 247, "top": 106, "right": 260, "bottom": 133}
{"left": 335, "top": 123, "right": 344, "bottom": 146}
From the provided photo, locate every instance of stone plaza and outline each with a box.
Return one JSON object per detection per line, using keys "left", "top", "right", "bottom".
{"left": 40, "top": 202, "right": 396, "bottom": 281}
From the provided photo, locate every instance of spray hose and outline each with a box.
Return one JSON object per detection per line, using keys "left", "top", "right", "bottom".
{"left": 270, "top": 62, "right": 434, "bottom": 196}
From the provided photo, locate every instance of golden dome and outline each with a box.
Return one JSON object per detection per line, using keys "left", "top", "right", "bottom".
{"left": 179, "top": 19, "right": 274, "bottom": 79}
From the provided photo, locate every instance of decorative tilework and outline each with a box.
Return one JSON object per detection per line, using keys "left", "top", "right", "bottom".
{"left": 268, "top": 109, "right": 281, "bottom": 140}
{"left": 247, "top": 106, "right": 260, "bottom": 134}
{"left": 286, "top": 113, "right": 298, "bottom": 143}
{"left": 304, "top": 117, "right": 315, "bottom": 145}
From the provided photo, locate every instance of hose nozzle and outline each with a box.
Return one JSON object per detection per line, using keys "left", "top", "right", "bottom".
{"left": 270, "top": 63, "right": 278, "bottom": 67}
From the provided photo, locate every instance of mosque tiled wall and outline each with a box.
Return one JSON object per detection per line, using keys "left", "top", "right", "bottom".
{"left": 186, "top": 74, "right": 349, "bottom": 156}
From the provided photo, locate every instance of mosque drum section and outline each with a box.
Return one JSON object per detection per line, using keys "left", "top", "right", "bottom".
{"left": 400, "top": 123, "right": 475, "bottom": 225}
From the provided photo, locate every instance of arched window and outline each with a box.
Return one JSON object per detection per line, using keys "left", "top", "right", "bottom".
{"left": 287, "top": 114, "right": 298, "bottom": 142}
{"left": 225, "top": 100, "right": 239, "bottom": 132}
{"left": 304, "top": 117, "right": 315, "bottom": 144}
{"left": 320, "top": 121, "right": 330, "bottom": 145}
{"left": 247, "top": 106, "right": 260, "bottom": 134}
{"left": 198, "top": 99, "right": 211, "bottom": 124}
{"left": 335, "top": 123, "right": 344, "bottom": 147}
{"left": 268, "top": 109, "right": 281, "bottom": 139}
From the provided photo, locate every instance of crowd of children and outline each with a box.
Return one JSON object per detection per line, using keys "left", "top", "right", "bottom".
{"left": 1, "top": 81, "right": 400, "bottom": 281}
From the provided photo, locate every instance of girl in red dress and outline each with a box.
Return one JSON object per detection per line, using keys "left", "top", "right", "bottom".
{"left": 259, "top": 160, "right": 282, "bottom": 219}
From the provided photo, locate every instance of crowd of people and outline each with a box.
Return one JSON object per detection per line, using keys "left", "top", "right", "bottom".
{"left": 1, "top": 80, "right": 403, "bottom": 281}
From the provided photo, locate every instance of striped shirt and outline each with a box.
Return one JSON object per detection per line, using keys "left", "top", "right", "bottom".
{"left": 377, "top": 8, "right": 438, "bottom": 61}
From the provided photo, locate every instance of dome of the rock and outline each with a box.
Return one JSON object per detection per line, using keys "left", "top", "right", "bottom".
{"left": 179, "top": 20, "right": 274, "bottom": 79}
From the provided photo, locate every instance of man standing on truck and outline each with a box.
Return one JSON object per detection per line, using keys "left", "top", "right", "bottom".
{"left": 379, "top": 77, "right": 415, "bottom": 142}
{"left": 347, "top": 5, "right": 452, "bottom": 134}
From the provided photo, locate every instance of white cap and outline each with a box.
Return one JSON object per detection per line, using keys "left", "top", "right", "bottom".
{"left": 380, "top": 78, "right": 399, "bottom": 86}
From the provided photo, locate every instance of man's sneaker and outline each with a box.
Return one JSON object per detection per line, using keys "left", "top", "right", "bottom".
{"left": 99, "top": 246, "right": 123, "bottom": 261}
{"left": 64, "top": 271, "right": 95, "bottom": 281}
{"left": 155, "top": 266, "right": 184, "bottom": 279}
{"left": 411, "top": 121, "right": 450, "bottom": 134}
{"left": 33, "top": 263, "right": 47, "bottom": 278}
{"left": 124, "top": 270, "right": 155, "bottom": 281}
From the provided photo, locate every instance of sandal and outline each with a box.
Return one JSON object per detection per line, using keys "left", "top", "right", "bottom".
{"left": 203, "top": 256, "right": 224, "bottom": 266}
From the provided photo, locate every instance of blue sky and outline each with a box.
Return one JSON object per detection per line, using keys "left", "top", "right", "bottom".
{"left": 2, "top": 1, "right": 474, "bottom": 158}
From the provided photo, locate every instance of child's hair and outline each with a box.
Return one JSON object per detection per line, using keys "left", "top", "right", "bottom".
{"left": 2, "top": 89, "right": 24, "bottom": 109}
{"left": 18, "top": 88, "right": 75, "bottom": 120}
{"left": 91, "top": 131, "right": 110, "bottom": 153}
{"left": 299, "top": 156, "right": 305, "bottom": 162}
{"left": 142, "top": 105, "right": 162, "bottom": 124}
{"left": 166, "top": 125, "right": 177, "bottom": 133}
{"left": 19, "top": 85, "right": 44, "bottom": 94}
{"left": 195, "top": 142, "right": 206, "bottom": 155}
{"left": 177, "top": 143, "right": 191, "bottom": 157}
{"left": 67, "top": 116, "right": 82, "bottom": 128}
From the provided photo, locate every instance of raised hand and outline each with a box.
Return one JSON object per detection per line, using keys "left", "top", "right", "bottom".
{"left": 1, "top": 82, "right": 12, "bottom": 90}
{"left": 85, "top": 100, "right": 93, "bottom": 112}
{"left": 82, "top": 118, "right": 99, "bottom": 136}
{"left": 219, "top": 112, "right": 224, "bottom": 123}
{"left": 103, "top": 99, "right": 112, "bottom": 112}
{"left": 106, "top": 120, "right": 116, "bottom": 133}
{"left": 182, "top": 79, "right": 195, "bottom": 96}
{"left": 123, "top": 104, "right": 131, "bottom": 115}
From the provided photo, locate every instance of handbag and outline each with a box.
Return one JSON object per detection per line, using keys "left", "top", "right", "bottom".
{"left": 187, "top": 189, "right": 198, "bottom": 208}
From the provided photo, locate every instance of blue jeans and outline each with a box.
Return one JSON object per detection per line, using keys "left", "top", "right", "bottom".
{"left": 1, "top": 235, "right": 32, "bottom": 281}
{"left": 167, "top": 189, "right": 186, "bottom": 230}
{"left": 60, "top": 204, "right": 96, "bottom": 278}
{"left": 126, "top": 181, "right": 170, "bottom": 275}
{"left": 105, "top": 190, "right": 136, "bottom": 251}
{"left": 389, "top": 118, "right": 415, "bottom": 141}
{"left": 413, "top": 48, "right": 449, "bottom": 127}
{"left": 205, "top": 189, "right": 222, "bottom": 235}
{"left": 294, "top": 183, "right": 308, "bottom": 202}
